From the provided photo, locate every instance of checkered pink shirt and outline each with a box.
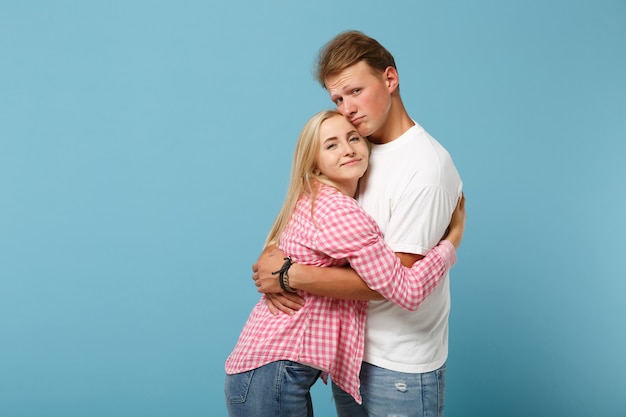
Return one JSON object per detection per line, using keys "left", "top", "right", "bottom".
{"left": 225, "top": 183, "right": 455, "bottom": 403}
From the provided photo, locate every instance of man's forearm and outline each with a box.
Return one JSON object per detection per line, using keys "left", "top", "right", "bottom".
{"left": 288, "top": 264, "right": 384, "bottom": 300}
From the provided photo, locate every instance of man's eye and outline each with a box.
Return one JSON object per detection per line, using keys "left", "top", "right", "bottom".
{"left": 352, "top": 88, "right": 361, "bottom": 95}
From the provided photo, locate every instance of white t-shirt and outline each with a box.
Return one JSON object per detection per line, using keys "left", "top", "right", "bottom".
{"left": 358, "top": 122, "right": 462, "bottom": 373}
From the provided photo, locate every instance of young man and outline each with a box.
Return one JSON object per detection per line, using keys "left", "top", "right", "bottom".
{"left": 253, "top": 31, "right": 463, "bottom": 417}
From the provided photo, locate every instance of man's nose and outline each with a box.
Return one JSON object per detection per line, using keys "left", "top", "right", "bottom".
{"left": 340, "top": 97, "right": 357, "bottom": 116}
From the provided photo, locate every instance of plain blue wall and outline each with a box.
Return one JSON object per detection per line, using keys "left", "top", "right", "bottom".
{"left": 1, "top": 1, "right": 625, "bottom": 416}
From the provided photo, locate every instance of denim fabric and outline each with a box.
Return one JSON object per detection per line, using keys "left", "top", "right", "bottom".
{"left": 332, "top": 362, "right": 446, "bottom": 417}
{"left": 225, "top": 360, "right": 322, "bottom": 417}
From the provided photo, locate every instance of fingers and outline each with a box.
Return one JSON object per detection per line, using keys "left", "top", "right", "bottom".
{"left": 265, "top": 297, "right": 279, "bottom": 316}
{"left": 252, "top": 262, "right": 259, "bottom": 285}
{"left": 265, "top": 293, "right": 302, "bottom": 315}
{"left": 280, "top": 291, "right": 306, "bottom": 307}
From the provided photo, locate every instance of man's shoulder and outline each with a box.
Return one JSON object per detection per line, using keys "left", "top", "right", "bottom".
{"left": 408, "top": 124, "right": 452, "bottom": 153}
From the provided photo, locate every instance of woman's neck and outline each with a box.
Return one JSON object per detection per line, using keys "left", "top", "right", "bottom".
{"left": 315, "top": 178, "right": 358, "bottom": 198}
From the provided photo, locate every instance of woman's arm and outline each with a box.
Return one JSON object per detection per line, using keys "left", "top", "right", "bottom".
{"left": 308, "top": 194, "right": 465, "bottom": 311}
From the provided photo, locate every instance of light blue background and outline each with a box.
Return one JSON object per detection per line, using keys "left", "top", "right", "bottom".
{"left": 1, "top": 1, "right": 625, "bottom": 416}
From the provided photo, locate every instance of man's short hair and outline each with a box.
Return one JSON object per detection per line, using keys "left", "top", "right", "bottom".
{"left": 315, "top": 30, "right": 397, "bottom": 89}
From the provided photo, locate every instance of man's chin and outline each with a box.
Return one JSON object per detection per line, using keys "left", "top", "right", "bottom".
{"left": 356, "top": 124, "right": 373, "bottom": 137}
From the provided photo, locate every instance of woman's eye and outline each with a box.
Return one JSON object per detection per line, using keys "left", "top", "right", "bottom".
{"left": 349, "top": 136, "right": 360, "bottom": 142}
{"left": 326, "top": 144, "right": 336, "bottom": 150}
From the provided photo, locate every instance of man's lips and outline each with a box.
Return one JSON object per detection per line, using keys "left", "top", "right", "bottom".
{"left": 350, "top": 116, "right": 364, "bottom": 125}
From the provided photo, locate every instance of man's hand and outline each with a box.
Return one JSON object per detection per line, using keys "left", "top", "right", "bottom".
{"left": 264, "top": 292, "right": 305, "bottom": 315}
{"left": 252, "top": 246, "right": 305, "bottom": 314}
{"left": 252, "top": 246, "right": 289, "bottom": 293}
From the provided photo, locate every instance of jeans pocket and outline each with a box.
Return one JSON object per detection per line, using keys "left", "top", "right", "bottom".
{"left": 283, "top": 361, "right": 322, "bottom": 386}
{"left": 225, "top": 370, "right": 255, "bottom": 404}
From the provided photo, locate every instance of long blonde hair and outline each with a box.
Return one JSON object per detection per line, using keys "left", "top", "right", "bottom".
{"left": 264, "top": 110, "right": 344, "bottom": 248}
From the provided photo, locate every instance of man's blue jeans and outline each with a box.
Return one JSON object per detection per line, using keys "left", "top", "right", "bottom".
{"left": 332, "top": 362, "right": 446, "bottom": 417}
{"left": 225, "top": 360, "right": 322, "bottom": 417}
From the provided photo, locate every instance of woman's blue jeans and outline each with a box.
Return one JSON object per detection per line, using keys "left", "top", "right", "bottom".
{"left": 225, "top": 360, "right": 322, "bottom": 417}
{"left": 332, "top": 362, "right": 446, "bottom": 417}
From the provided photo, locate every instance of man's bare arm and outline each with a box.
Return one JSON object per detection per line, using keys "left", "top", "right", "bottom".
{"left": 288, "top": 263, "right": 384, "bottom": 300}
{"left": 289, "top": 251, "right": 424, "bottom": 299}
{"left": 254, "top": 246, "right": 382, "bottom": 300}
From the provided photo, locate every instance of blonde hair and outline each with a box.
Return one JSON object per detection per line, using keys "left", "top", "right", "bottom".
{"left": 264, "top": 110, "right": 345, "bottom": 248}
{"left": 315, "top": 30, "right": 397, "bottom": 89}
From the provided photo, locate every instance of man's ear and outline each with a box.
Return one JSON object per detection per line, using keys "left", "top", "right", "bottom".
{"left": 383, "top": 66, "right": 399, "bottom": 92}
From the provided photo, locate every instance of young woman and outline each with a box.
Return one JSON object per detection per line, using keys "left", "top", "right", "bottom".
{"left": 224, "top": 110, "right": 465, "bottom": 417}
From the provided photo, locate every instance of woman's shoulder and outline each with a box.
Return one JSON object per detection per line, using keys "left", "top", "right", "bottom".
{"left": 315, "top": 183, "right": 360, "bottom": 211}
{"left": 312, "top": 184, "right": 384, "bottom": 250}
{"left": 312, "top": 184, "right": 379, "bottom": 234}
{"left": 294, "top": 182, "right": 369, "bottom": 226}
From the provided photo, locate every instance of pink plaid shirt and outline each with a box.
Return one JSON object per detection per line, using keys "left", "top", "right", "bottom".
{"left": 225, "top": 183, "right": 455, "bottom": 403}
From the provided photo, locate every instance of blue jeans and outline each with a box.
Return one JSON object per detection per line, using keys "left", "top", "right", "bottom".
{"left": 225, "top": 360, "right": 322, "bottom": 417}
{"left": 332, "top": 362, "right": 446, "bottom": 417}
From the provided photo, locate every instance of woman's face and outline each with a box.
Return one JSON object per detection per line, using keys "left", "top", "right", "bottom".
{"left": 316, "top": 115, "right": 369, "bottom": 195}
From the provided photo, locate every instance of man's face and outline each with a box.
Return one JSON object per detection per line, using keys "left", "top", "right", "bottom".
{"left": 325, "top": 61, "right": 392, "bottom": 140}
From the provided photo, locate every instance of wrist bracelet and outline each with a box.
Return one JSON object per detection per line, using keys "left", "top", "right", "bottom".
{"left": 281, "top": 268, "right": 296, "bottom": 293}
{"left": 271, "top": 257, "right": 296, "bottom": 293}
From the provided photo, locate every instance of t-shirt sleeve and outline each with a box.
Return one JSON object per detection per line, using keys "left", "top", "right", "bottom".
{"left": 384, "top": 181, "right": 460, "bottom": 255}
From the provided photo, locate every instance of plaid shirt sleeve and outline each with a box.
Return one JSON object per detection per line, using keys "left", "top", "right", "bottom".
{"left": 314, "top": 198, "right": 456, "bottom": 311}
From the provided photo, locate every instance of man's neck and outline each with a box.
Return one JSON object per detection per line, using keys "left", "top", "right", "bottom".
{"left": 367, "top": 101, "right": 415, "bottom": 145}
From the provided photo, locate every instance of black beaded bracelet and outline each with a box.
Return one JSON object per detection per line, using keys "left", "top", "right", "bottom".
{"left": 271, "top": 257, "right": 296, "bottom": 293}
